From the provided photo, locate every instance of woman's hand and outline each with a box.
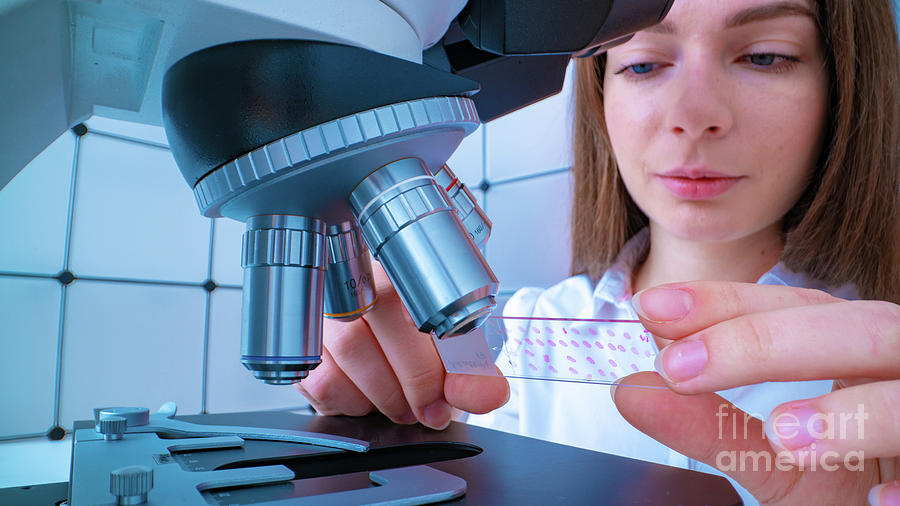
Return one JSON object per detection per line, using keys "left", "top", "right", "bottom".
{"left": 296, "top": 261, "right": 509, "bottom": 430}
{"left": 613, "top": 281, "right": 900, "bottom": 504}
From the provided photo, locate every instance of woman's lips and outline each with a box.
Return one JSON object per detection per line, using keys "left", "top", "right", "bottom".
{"left": 655, "top": 170, "right": 743, "bottom": 200}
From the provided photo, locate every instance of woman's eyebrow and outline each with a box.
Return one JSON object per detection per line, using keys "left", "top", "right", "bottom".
{"left": 724, "top": 1, "right": 816, "bottom": 29}
{"left": 643, "top": 1, "right": 815, "bottom": 36}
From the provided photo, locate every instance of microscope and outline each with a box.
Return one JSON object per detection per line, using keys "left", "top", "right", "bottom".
{"left": 1, "top": 3, "right": 750, "bottom": 505}
{"left": 0, "top": 0, "right": 674, "bottom": 387}
{"left": 160, "top": 0, "right": 674, "bottom": 386}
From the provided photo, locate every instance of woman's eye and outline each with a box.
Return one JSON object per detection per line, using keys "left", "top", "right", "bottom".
{"left": 749, "top": 53, "right": 777, "bottom": 65}
{"left": 615, "top": 62, "right": 659, "bottom": 77}
{"left": 629, "top": 63, "right": 656, "bottom": 74}
{"left": 743, "top": 53, "right": 800, "bottom": 70}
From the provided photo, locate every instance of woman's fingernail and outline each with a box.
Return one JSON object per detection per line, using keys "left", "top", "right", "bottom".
{"left": 869, "top": 480, "right": 900, "bottom": 506}
{"left": 765, "top": 404, "right": 828, "bottom": 451}
{"left": 422, "top": 400, "right": 452, "bottom": 430}
{"left": 654, "top": 340, "right": 707, "bottom": 383}
{"left": 632, "top": 287, "right": 693, "bottom": 322}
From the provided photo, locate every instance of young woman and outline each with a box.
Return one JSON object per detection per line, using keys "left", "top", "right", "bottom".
{"left": 300, "top": 0, "right": 900, "bottom": 503}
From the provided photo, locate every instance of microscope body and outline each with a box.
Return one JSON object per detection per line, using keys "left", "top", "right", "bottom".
{"left": 0, "top": 0, "right": 674, "bottom": 386}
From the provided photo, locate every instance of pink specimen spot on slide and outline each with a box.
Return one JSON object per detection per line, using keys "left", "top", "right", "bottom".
{"left": 608, "top": 359, "right": 618, "bottom": 367}
{"left": 569, "top": 367, "right": 579, "bottom": 375}
{"left": 543, "top": 354, "right": 550, "bottom": 363}
{"left": 566, "top": 355, "right": 576, "bottom": 363}
{"left": 586, "top": 356, "right": 596, "bottom": 365}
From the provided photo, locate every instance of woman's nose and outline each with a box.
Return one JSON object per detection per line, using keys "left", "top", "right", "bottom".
{"left": 664, "top": 63, "right": 733, "bottom": 139}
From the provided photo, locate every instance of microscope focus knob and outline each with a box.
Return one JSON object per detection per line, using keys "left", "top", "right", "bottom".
{"left": 110, "top": 465, "right": 153, "bottom": 505}
{"left": 98, "top": 415, "right": 127, "bottom": 440}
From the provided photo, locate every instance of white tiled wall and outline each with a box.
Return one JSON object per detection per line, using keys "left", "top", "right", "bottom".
{"left": 486, "top": 170, "right": 573, "bottom": 291}
{"left": 59, "top": 280, "right": 206, "bottom": 428}
{"left": 0, "top": 277, "right": 60, "bottom": 437}
{"left": 68, "top": 134, "right": 210, "bottom": 282}
{"left": 0, "top": 62, "right": 575, "bottom": 439}
{"left": 211, "top": 217, "right": 245, "bottom": 287}
{"left": 0, "top": 133, "right": 74, "bottom": 275}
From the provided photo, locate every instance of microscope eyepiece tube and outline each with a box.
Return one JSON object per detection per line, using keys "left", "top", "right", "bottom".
{"left": 241, "top": 215, "right": 326, "bottom": 385}
{"left": 323, "top": 223, "right": 377, "bottom": 321}
{"left": 350, "top": 158, "right": 498, "bottom": 338}
{"left": 433, "top": 164, "right": 492, "bottom": 248}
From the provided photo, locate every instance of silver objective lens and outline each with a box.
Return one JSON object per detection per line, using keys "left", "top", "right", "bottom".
{"left": 323, "top": 223, "right": 377, "bottom": 321}
{"left": 350, "top": 158, "right": 498, "bottom": 338}
{"left": 241, "top": 215, "right": 326, "bottom": 384}
{"left": 433, "top": 164, "right": 492, "bottom": 248}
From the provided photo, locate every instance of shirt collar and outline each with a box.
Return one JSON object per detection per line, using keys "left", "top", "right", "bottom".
{"left": 592, "top": 228, "right": 650, "bottom": 306}
{"left": 590, "top": 227, "right": 860, "bottom": 306}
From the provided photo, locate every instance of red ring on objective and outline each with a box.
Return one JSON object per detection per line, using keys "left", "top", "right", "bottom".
{"left": 444, "top": 177, "right": 458, "bottom": 192}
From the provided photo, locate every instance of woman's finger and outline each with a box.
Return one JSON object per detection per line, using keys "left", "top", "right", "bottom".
{"left": 363, "top": 262, "right": 452, "bottom": 429}
{"left": 444, "top": 369, "right": 510, "bottom": 415}
{"left": 321, "top": 316, "right": 416, "bottom": 424}
{"left": 613, "top": 372, "right": 874, "bottom": 504}
{"left": 612, "top": 372, "right": 785, "bottom": 498}
{"left": 297, "top": 346, "right": 374, "bottom": 417}
{"left": 764, "top": 379, "right": 900, "bottom": 462}
{"left": 633, "top": 281, "right": 840, "bottom": 340}
{"left": 653, "top": 300, "right": 900, "bottom": 393}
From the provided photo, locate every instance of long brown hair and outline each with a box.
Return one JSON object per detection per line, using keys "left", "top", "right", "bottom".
{"left": 570, "top": 0, "right": 900, "bottom": 303}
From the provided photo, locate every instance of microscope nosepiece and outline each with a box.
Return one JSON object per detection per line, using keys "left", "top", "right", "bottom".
{"left": 350, "top": 158, "right": 498, "bottom": 338}
{"left": 241, "top": 215, "right": 326, "bottom": 385}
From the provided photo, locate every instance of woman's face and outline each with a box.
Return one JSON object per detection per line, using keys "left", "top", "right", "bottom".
{"left": 604, "top": 0, "right": 828, "bottom": 243}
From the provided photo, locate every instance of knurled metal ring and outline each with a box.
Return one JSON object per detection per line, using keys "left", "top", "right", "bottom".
{"left": 193, "top": 96, "right": 479, "bottom": 214}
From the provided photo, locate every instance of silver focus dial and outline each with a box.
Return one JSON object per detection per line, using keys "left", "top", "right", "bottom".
{"left": 98, "top": 415, "right": 127, "bottom": 441}
{"left": 110, "top": 465, "right": 153, "bottom": 505}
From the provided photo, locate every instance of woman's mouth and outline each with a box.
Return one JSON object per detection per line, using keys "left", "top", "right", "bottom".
{"left": 655, "top": 169, "right": 744, "bottom": 200}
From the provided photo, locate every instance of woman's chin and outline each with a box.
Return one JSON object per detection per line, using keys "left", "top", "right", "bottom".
{"left": 651, "top": 218, "right": 750, "bottom": 244}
